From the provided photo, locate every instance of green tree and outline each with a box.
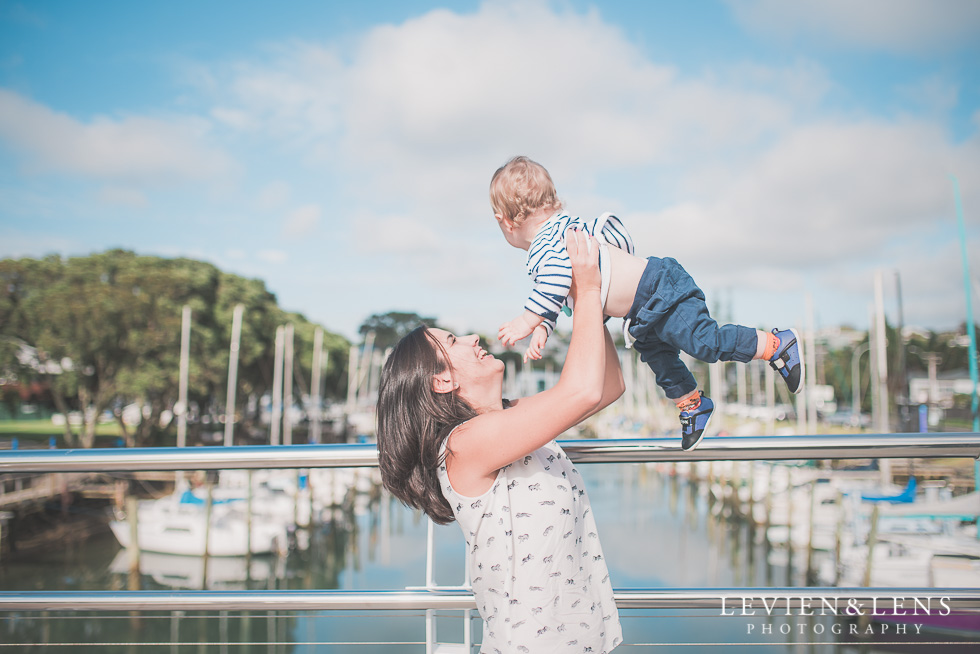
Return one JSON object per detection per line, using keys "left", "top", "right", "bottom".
{"left": 0, "top": 255, "right": 79, "bottom": 442}
{"left": 112, "top": 255, "right": 223, "bottom": 445}
{"left": 0, "top": 251, "right": 350, "bottom": 447}
{"left": 358, "top": 311, "right": 438, "bottom": 350}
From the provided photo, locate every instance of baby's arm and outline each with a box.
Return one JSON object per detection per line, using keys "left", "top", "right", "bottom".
{"left": 523, "top": 324, "right": 549, "bottom": 362}
{"left": 520, "top": 253, "right": 571, "bottom": 336}
{"left": 499, "top": 247, "right": 570, "bottom": 351}
{"left": 498, "top": 310, "right": 544, "bottom": 346}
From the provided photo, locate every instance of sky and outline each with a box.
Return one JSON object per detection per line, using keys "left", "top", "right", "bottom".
{"left": 1, "top": 0, "right": 978, "bottom": 343}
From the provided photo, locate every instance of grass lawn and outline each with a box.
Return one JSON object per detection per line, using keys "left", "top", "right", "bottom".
{"left": 0, "top": 419, "right": 125, "bottom": 447}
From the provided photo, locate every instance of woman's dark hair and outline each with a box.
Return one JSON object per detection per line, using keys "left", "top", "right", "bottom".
{"left": 376, "top": 325, "right": 478, "bottom": 524}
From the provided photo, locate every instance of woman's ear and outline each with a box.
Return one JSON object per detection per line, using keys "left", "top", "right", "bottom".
{"left": 432, "top": 375, "right": 457, "bottom": 394}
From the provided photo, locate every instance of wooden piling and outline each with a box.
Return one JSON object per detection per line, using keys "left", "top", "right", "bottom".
{"left": 735, "top": 467, "right": 743, "bottom": 518}
{"left": 859, "top": 504, "right": 881, "bottom": 630}
{"left": 307, "top": 470, "right": 315, "bottom": 529}
{"left": 293, "top": 469, "right": 300, "bottom": 529}
{"left": 861, "top": 503, "right": 880, "bottom": 587}
{"left": 669, "top": 472, "right": 678, "bottom": 515}
{"left": 707, "top": 462, "right": 715, "bottom": 505}
{"left": 246, "top": 469, "right": 253, "bottom": 574}
{"left": 126, "top": 494, "right": 140, "bottom": 580}
{"left": 719, "top": 465, "right": 728, "bottom": 512}
{"left": 58, "top": 474, "right": 70, "bottom": 517}
{"left": 126, "top": 492, "right": 141, "bottom": 627}
{"left": 833, "top": 490, "right": 845, "bottom": 586}
{"left": 764, "top": 463, "right": 774, "bottom": 530}
{"left": 0, "top": 511, "right": 13, "bottom": 564}
{"left": 785, "top": 467, "right": 794, "bottom": 585}
{"left": 805, "top": 479, "right": 816, "bottom": 583}
{"left": 202, "top": 473, "right": 215, "bottom": 588}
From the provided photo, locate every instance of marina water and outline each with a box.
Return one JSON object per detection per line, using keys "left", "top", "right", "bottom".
{"left": 2, "top": 463, "right": 975, "bottom": 652}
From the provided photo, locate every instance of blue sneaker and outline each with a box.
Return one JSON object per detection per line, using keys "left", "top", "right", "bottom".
{"left": 679, "top": 392, "right": 713, "bottom": 451}
{"left": 769, "top": 328, "right": 804, "bottom": 394}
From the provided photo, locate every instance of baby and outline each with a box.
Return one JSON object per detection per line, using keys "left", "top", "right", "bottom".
{"left": 491, "top": 156, "right": 804, "bottom": 450}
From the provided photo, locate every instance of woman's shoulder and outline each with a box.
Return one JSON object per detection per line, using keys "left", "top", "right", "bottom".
{"left": 441, "top": 419, "right": 472, "bottom": 454}
{"left": 445, "top": 409, "right": 504, "bottom": 450}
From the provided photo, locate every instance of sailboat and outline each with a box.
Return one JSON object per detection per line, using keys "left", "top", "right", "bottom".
{"left": 109, "top": 487, "right": 289, "bottom": 556}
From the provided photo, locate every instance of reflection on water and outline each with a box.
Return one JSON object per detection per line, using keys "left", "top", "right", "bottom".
{"left": 1, "top": 464, "right": 977, "bottom": 652}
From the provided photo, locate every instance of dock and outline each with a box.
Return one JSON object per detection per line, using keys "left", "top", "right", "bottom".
{"left": 0, "top": 470, "right": 176, "bottom": 558}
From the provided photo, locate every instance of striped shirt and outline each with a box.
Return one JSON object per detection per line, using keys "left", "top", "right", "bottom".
{"left": 524, "top": 212, "right": 635, "bottom": 336}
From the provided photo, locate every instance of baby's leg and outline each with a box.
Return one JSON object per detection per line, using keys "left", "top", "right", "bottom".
{"left": 652, "top": 259, "right": 802, "bottom": 391}
{"left": 626, "top": 256, "right": 714, "bottom": 448}
{"left": 634, "top": 339, "right": 713, "bottom": 450}
{"left": 635, "top": 339, "right": 698, "bottom": 401}
{"left": 652, "top": 258, "right": 758, "bottom": 363}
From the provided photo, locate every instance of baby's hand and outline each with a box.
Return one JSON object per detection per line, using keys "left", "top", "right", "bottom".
{"left": 523, "top": 325, "right": 549, "bottom": 363}
{"left": 498, "top": 315, "right": 535, "bottom": 346}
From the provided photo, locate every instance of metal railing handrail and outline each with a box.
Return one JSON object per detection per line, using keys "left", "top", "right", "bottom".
{"left": 1, "top": 433, "right": 977, "bottom": 472}
{"left": 1, "top": 587, "right": 978, "bottom": 612}
{"left": 2, "top": 433, "right": 979, "bottom": 617}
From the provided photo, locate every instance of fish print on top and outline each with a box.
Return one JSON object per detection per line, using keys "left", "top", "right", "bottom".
{"left": 438, "top": 438, "right": 622, "bottom": 654}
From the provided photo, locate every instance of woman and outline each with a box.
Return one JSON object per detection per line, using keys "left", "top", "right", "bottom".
{"left": 377, "top": 230, "right": 624, "bottom": 653}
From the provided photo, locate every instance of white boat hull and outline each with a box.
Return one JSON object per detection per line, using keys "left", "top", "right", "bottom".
{"left": 110, "top": 501, "right": 287, "bottom": 557}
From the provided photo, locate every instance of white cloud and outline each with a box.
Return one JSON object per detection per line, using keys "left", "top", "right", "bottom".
{"left": 257, "top": 249, "right": 288, "bottom": 264}
{"left": 336, "top": 1, "right": 799, "bottom": 193}
{"left": 198, "top": 41, "right": 345, "bottom": 140}
{"left": 7, "top": 1, "right": 973, "bottom": 335}
{"left": 96, "top": 186, "right": 147, "bottom": 208}
{"left": 257, "top": 181, "right": 292, "bottom": 210}
{"left": 715, "top": 59, "right": 833, "bottom": 111}
{"left": 0, "top": 230, "right": 76, "bottom": 259}
{"left": 190, "top": 0, "right": 975, "bottom": 332}
{"left": 726, "top": 0, "right": 980, "bottom": 53}
{"left": 283, "top": 203, "right": 321, "bottom": 237}
{"left": 210, "top": 106, "right": 255, "bottom": 130}
{"left": 206, "top": 0, "right": 808, "bottom": 224}
{"left": 883, "top": 240, "right": 979, "bottom": 329}
{"left": 626, "top": 119, "right": 980, "bottom": 330}
{"left": 353, "top": 213, "right": 442, "bottom": 255}
{"left": 0, "top": 88, "right": 235, "bottom": 185}
{"left": 636, "top": 119, "right": 978, "bottom": 263}
{"left": 896, "top": 75, "right": 960, "bottom": 119}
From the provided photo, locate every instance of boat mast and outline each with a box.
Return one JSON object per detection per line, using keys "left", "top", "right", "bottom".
{"left": 224, "top": 304, "right": 244, "bottom": 447}
{"left": 952, "top": 175, "right": 979, "bottom": 505}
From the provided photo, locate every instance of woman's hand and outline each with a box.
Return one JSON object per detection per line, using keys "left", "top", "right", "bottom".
{"left": 566, "top": 228, "right": 601, "bottom": 303}
{"left": 444, "top": 229, "right": 612, "bottom": 492}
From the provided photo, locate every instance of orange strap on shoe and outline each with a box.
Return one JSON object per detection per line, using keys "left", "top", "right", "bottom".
{"left": 762, "top": 332, "right": 780, "bottom": 361}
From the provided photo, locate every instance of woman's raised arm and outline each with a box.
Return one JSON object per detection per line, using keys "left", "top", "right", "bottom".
{"left": 448, "top": 230, "right": 616, "bottom": 480}
{"left": 584, "top": 327, "right": 625, "bottom": 419}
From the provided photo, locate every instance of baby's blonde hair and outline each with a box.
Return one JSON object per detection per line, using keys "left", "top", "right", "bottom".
{"left": 489, "top": 156, "right": 562, "bottom": 226}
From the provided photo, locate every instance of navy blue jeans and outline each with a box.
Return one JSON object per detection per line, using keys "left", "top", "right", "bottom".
{"left": 626, "top": 257, "right": 758, "bottom": 400}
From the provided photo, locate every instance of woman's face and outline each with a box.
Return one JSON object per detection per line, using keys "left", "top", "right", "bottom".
{"left": 427, "top": 328, "right": 503, "bottom": 388}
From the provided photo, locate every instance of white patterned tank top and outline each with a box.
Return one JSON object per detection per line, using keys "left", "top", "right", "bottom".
{"left": 437, "top": 438, "right": 622, "bottom": 654}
